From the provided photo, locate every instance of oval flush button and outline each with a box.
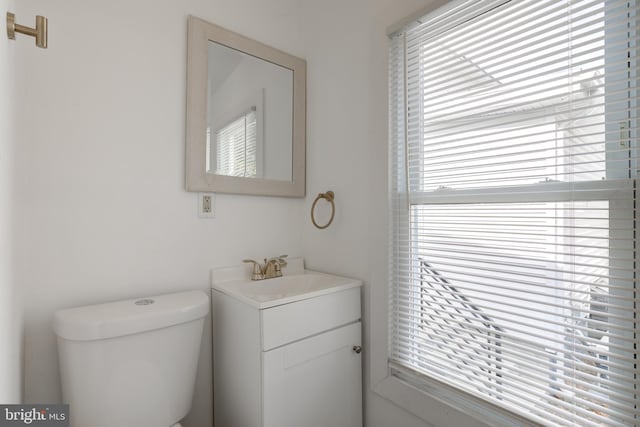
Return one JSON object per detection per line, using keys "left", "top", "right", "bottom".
{"left": 135, "top": 298, "right": 155, "bottom": 306}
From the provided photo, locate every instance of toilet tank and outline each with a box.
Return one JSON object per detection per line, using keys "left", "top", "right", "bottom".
{"left": 53, "top": 291, "right": 209, "bottom": 427}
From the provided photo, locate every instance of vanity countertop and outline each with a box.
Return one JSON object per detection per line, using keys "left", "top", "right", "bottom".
{"left": 211, "top": 258, "right": 361, "bottom": 309}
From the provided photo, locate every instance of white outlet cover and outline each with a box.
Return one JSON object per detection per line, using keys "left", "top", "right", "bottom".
{"left": 198, "top": 192, "right": 216, "bottom": 218}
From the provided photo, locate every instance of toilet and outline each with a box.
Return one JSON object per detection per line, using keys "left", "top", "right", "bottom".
{"left": 53, "top": 290, "right": 209, "bottom": 427}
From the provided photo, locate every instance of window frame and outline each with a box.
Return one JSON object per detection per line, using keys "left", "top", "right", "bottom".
{"left": 372, "top": 1, "right": 638, "bottom": 426}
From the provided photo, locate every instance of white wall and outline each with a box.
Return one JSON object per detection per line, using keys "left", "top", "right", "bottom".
{"left": 13, "top": 0, "right": 305, "bottom": 425}
{"left": 0, "top": 0, "right": 22, "bottom": 405}
{"left": 299, "top": 0, "right": 441, "bottom": 426}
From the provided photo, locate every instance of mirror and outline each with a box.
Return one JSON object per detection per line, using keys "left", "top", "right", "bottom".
{"left": 186, "top": 16, "right": 306, "bottom": 197}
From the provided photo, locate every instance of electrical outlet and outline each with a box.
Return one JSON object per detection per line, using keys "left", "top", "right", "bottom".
{"left": 198, "top": 193, "right": 215, "bottom": 218}
{"left": 203, "top": 195, "right": 212, "bottom": 213}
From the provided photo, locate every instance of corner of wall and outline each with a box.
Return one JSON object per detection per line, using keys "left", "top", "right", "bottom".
{"left": 0, "top": 0, "right": 23, "bottom": 405}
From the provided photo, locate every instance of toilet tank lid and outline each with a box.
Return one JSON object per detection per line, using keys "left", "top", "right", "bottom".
{"left": 53, "top": 290, "right": 209, "bottom": 341}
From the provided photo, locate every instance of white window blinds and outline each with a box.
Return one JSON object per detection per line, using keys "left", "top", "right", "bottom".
{"left": 214, "top": 108, "right": 257, "bottom": 177}
{"left": 389, "top": 1, "right": 638, "bottom": 426}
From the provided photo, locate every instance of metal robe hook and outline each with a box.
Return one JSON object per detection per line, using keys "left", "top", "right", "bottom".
{"left": 6, "top": 12, "right": 48, "bottom": 49}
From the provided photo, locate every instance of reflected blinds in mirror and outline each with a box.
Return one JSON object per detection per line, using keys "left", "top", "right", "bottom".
{"left": 213, "top": 108, "right": 257, "bottom": 178}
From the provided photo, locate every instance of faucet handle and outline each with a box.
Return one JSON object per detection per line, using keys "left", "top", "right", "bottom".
{"left": 243, "top": 259, "right": 264, "bottom": 281}
{"left": 271, "top": 255, "right": 288, "bottom": 278}
{"left": 265, "top": 255, "right": 287, "bottom": 265}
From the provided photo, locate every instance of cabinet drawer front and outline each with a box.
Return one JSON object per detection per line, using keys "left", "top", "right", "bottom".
{"left": 261, "top": 287, "right": 360, "bottom": 350}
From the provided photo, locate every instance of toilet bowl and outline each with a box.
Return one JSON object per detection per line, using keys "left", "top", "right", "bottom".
{"left": 53, "top": 290, "right": 209, "bottom": 427}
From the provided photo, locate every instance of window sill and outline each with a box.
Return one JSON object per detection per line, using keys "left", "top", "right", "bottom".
{"left": 372, "top": 374, "right": 541, "bottom": 427}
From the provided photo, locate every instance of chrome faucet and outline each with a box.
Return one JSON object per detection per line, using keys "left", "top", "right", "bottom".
{"left": 243, "top": 255, "right": 288, "bottom": 280}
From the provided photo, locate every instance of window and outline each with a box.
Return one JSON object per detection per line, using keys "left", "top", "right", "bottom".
{"left": 209, "top": 108, "right": 257, "bottom": 177}
{"left": 389, "top": 1, "right": 638, "bottom": 426}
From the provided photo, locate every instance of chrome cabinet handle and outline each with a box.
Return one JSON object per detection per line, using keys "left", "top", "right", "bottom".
{"left": 352, "top": 345, "right": 362, "bottom": 354}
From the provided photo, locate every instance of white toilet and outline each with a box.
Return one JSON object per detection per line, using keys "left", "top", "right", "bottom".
{"left": 53, "top": 290, "right": 209, "bottom": 427}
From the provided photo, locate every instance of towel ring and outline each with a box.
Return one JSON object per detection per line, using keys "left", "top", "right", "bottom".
{"left": 311, "top": 191, "right": 335, "bottom": 229}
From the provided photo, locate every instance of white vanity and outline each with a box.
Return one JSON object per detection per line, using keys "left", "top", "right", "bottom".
{"left": 211, "top": 258, "right": 362, "bottom": 427}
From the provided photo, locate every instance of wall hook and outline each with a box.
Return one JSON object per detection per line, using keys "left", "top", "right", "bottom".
{"left": 6, "top": 12, "right": 47, "bottom": 49}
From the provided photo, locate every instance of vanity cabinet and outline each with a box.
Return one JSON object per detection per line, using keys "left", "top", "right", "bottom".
{"left": 211, "top": 273, "right": 362, "bottom": 427}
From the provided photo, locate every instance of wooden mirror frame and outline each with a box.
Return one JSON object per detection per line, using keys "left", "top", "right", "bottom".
{"left": 185, "top": 16, "right": 306, "bottom": 197}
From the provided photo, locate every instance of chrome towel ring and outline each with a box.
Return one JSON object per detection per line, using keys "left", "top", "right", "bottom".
{"left": 311, "top": 191, "right": 335, "bottom": 229}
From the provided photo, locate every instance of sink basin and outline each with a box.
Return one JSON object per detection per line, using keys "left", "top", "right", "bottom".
{"left": 211, "top": 259, "right": 361, "bottom": 308}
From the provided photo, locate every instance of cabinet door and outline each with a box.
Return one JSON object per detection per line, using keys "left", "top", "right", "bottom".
{"left": 263, "top": 321, "right": 362, "bottom": 427}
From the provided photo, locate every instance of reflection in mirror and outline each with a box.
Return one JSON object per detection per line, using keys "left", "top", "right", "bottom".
{"left": 207, "top": 41, "right": 293, "bottom": 181}
{"left": 186, "top": 16, "right": 306, "bottom": 197}
{"left": 209, "top": 106, "right": 258, "bottom": 177}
